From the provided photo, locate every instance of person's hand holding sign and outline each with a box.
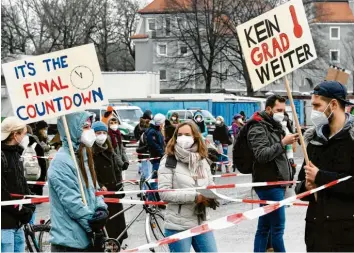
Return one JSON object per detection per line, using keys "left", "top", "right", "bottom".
{"left": 305, "top": 161, "right": 319, "bottom": 183}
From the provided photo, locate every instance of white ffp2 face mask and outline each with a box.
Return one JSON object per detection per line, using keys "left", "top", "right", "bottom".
{"left": 95, "top": 134, "right": 107, "bottom": 145}
{"left": 110, "top": 124, "right": 119, "bottom": 131}
{"left": 81, "top": 129, "right": 96, "bottom": 147}
{"left": 311, "top": 102, "right": 333, "bottom": 128}
{"left": 18, "top": 135, "right": 30, "bottom": 149}
{"left": 273, "top": 112, "right": 285, "bottom": 122}
{"left": 177, "top": 135, "right": 194, "bottom": 149}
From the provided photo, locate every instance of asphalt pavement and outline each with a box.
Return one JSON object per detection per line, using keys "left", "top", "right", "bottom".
{"left": 35, "top": 145, "right": 308, "bottom": 252}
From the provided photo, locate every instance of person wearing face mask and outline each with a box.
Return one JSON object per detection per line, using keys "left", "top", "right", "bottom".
{"left": 145, "top": 114, "right": 166, "bottom": 201}
{"left": 159, "top": 121, "right": 218, "bottom": 252}
{"left": 247, "top": 95, "right": 298, "bottom": 252}
{"left": 193, "top": 111, "right": 208, "bottom": 138}
{"left": 232, "top": 114, "right": 244, "bottom": 139}
{"left": 47, "top": 112, "right": 108, "bottom": 252}
{"left": 170, "top": 112, "right": 180, "bottom": 127}
{"left": 213, "top": 116, "right": 232, "bottom": 173}
{"left": 91, "top": 121, "right": 128, "bottom": 245}
{"left": 295, "top": 81, "right": 354, "bottom": 252}
{"left": 107, "top": 117, "right": 130, "bottom": 172}
{"left": 1, "top": 117, "right": 36, "bottom": 252}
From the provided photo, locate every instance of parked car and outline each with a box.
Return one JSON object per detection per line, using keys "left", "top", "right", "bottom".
{"left": 166, "top": 108, "right": 216, "bottom": 134}
{"left": 86, "top": 104, "right": 143, "bottom": 144}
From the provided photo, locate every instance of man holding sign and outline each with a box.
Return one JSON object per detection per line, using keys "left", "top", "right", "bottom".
{"left": 296, "top": 81, "right": 354, "bottom": 252}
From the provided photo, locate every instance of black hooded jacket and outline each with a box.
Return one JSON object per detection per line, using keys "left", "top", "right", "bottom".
{"left": 295, "top": 114, "right": 354, "bottom": 251}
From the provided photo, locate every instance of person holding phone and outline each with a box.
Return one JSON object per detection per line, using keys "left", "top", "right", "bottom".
{"left": 247, "top": 95, "right": 298, "bottom": 252}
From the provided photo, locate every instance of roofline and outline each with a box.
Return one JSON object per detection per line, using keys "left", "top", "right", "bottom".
{"left": 311, "top": 22, "right": 354, "bottom": 25}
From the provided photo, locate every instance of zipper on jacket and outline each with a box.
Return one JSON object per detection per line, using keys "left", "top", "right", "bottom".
{"left": 178, "top": 204, "right": 182, "bottom": 214}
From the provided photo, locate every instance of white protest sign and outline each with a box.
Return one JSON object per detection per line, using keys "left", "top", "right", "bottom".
{"left": 2, "top": 44, "right": 107, "bottom": 124}
{"left": 236, "top": 0, "right": 317, "bottom": 91}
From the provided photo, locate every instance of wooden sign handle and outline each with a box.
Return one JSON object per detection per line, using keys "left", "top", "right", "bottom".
{"left": 62, "top": 115, "right": 87, "bottom": 206}
{"left": 284, "top": 77, "right": 310, "bottom": 165}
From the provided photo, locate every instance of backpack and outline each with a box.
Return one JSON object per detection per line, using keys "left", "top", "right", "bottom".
{"left": 136, "top": 132, "right": 149, "bottom": 159}
{"left": 232, "top": 120, "right": 262, "bottom": 174}
{"left": 23, "top": 143, "right": 41, "bottom": 180}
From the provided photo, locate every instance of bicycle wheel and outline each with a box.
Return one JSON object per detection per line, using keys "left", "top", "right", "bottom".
{"left": 24, "top": 224, "right": 40, "bottom": 252}
{"left": 145, "top": 212, "right": 169, "bottom": 252}
{"left": 37, "top": 220, "right": 51, "bottom": 252}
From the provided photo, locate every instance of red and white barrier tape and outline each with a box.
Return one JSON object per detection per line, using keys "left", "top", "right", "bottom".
{"left": 122, "top": 176, "right": 352, "bottom": 252}
{"left": 27, "top": 173, "right": 251, "bottom": 187}
{"left": 27, "top": 181, "right": 48, "bottom": 186}
{"left": 129, "top": 157, "right": 161, "bottom": 163}
{"left": 122, "top": 140, "right": 138, "bottom": 144}
{"left": 126, "top": 152, "right": 150, "bottom": 156}
{"left": 121, "top": 173, "right": 250, "bottom": 184}
{"left": 95, "top": 181, "right": 299, "bottom": 196}
{"left": 22, "top": 155, "right": 53, "bottom": 160}
{"left": 1, "top": 196, "right": 167, "bottom": 206}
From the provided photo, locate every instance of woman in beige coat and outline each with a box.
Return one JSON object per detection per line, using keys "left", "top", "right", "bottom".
{"left": 158, "top": 121, "right": 218, "bottom": 252}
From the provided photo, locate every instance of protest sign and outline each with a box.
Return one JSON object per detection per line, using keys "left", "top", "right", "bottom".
{"left": 236, "top": 0, "right": 317, "bottom": 91}
{"left": 2, "top": 44, "right": 107, "bottom": 124}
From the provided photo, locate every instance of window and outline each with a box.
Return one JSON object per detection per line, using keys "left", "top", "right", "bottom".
{"left": 117, "top": 109, "right": 143, "bottom": 122}
{"left": 330, "top": 49, "right": 340, "bottom": 63}
{"left": 330, "top": 27, "right": 340, "bottom": 40}
{"left": 165, "top": 18, "right": 171, "bottom": 36}
{"left": 160, "top": 70, "right": 167, "bottom": 81}
{"left": 157, "top": 44, "right": 167, "bottom": 56}
{"left": 147, "top": 19, "right": 156, "bottom": 31}
{"left": 186, "top": 111, "right": 193, "bottom": 119}
{"left": 176, "top": 17, "right": 186, "bottom": 28}
{"left": 179, "top": 43, "right": 188, "bottom": 55}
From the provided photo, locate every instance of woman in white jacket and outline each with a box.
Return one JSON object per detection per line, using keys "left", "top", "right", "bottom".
{"left": 158, "top": 121, "right": 218, "bottom": 252}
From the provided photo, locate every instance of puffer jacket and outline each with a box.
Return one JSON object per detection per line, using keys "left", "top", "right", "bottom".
{"left": 295, "top": 114, "right": 354, "bottom": 252}
{"left": 247, "top": 111, "right": 291, "bottom": 184}
{"left": 48, "top": 112, "right": 107, "bottom": 249}
{"left": 158, "top": 156, "right": 214, "bottom": 231}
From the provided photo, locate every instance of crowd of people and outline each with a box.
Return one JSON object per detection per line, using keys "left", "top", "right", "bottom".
{"left": 1, "top": 80, "right": 354, "bottom": 252}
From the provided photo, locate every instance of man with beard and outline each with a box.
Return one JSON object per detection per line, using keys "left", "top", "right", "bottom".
{"left": 296, "top": 81, "right": 354, "bottom": 252}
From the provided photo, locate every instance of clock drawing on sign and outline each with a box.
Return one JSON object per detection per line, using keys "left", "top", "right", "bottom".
{"left": 70, "top": 65, "right": 94, "bottom": 90}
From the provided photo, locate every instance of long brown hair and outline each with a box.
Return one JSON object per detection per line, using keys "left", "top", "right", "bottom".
{"left": 78, "top": 144, "right": 97, "bottom": 188}
{"left": 165, "top": 121, "right": 208, "bottom": 158}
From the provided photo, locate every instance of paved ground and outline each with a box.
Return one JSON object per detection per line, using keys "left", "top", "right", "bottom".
{"left": 35, "top": 146, "right": 308, "bottom": 252}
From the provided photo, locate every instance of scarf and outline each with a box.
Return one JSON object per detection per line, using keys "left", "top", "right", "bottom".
{"left": 174, "top": 143, "right": 205, "bottom": 179}
{"left": 108, "top": 128, "right": 122, "bottom": 149}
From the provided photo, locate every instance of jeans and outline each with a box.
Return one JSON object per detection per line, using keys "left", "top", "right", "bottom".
{"left": 29, "top": 211, "right": 36, "bottom": 225}
{"left": 217, "top": 144, "right": 229, "bottom": 171}
{"left": 149, "top": 162, "right": 160, "bottom": 201}
{"left": 1, "top": 228, "right": 25, "bottom": 252}
{"left": 141, "top": 160, "right": 152, "bottom": 190}
{"left": 254, "top": 187, "right": 286, "bottom": 252}
{"left": 165, "top": 229, "right": 218, "bottom": 252}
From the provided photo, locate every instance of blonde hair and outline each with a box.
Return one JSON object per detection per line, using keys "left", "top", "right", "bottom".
{"left": 165, "top": 121, "right": 208, "bottom": 158}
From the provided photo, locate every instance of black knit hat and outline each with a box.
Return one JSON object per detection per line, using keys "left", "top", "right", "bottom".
{"left": 36, "top": 120, "right": 48, "bottom": 130}
{"left": 142, "top": 110, "right": 153, "bottom": 120}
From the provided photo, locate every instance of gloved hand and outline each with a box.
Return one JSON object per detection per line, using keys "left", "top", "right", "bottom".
{"left": 89, "top": 208, "right": 109, "bottom": 232}
{"left": 17, "top": 206, "right": 34, "bottom": 225}
{"left": 206, "top": 199, "right": 220, "bottom": 210}
{"left": 122, "top": 162, "right": 129, "bottom": 171}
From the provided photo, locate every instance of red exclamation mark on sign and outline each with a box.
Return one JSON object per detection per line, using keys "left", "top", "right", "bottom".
{"left": 289, "top": 5, "right": 303, "bottom": 38}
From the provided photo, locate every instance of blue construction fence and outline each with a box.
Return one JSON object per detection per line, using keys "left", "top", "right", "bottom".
{"left": 122, "top": 99, "right": 305, "bottom": 126}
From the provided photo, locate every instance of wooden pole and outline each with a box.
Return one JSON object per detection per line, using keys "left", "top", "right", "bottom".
{"left": 62, "top": 115, "right": 87, "bottom": 205}
{"left": 284, "top": 76, "right": 310, "bottom": 165}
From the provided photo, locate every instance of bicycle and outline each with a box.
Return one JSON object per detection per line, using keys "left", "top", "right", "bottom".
{"left": 24, "top": 220, "right": 50, "bottom": 252}
{"left": 102, "top": 174, "right": 168, "bottom": 252}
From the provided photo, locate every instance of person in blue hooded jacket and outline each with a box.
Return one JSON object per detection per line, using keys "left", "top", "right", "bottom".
{"left": 47, "top": 112, "right": 108, "bottom": 252}
{"left": 193, "top": 111, "right": 208, "bottom": 138}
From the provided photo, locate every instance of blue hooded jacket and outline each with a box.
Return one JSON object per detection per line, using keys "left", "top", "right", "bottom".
{"left": 48, "top": 112, "right": 107, "bottom": 249}
{"left": 193, "top": 111, "right": 208, "bottom": 138}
